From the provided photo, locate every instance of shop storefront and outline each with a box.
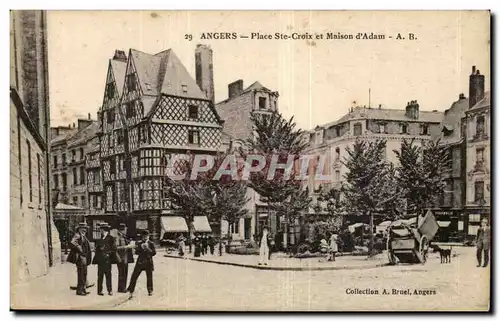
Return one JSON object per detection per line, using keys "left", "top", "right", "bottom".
{"left": 463, "top": 207, "right": 491, "bottom": 241}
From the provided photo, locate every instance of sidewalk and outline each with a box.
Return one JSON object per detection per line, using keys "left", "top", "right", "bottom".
{"left": 11, "top": 262, "right": 131, "bottom": 310}
{"left": 164, "top": 251, "right": 388, "bottom": 271}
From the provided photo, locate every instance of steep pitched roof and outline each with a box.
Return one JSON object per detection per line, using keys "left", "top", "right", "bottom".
{"left": 50, "top": 129, "right": 78, "bottom": 145}
{"left": 67, "top": 121, "right": 99, "bottom": 148}
{"left": 129, "top": 48, "right": 206, "bottom": 100}
{"left": 243, "top": 81, "right": 271, "bottom": 93}
{"left": 438, "top": 98, "right": 469, "bottom": 144}
{"left": 110, "top": 59, "right": 127, "bottom": 96}
{"left": 469, "top": 91, "right": 491, "bottom": 111}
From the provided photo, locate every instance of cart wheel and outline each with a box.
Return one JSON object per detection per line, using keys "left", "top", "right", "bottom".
{"left": 387, "top": 238, "right": 396, "bottom": 265}
{"left": 419, "top": 236, "right": 429, "bottom": 264}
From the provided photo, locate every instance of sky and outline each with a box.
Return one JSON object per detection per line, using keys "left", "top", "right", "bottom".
{"left": 46, "top": 10, "right": 490, "bottom": 130}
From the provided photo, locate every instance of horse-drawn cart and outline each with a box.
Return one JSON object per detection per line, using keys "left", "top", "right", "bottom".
{"left": 387, "top": 210, "right": 439, "bottom": 265}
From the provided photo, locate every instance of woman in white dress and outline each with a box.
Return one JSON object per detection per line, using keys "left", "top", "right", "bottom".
{"left": 329, "top": 233, "right": 339, "bottom": 261}
{"left": 259, "top": 227, "right": 270, "bottom": 265}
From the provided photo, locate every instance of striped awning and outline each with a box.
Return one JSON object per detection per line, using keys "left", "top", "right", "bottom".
{"left": 161, "top": 216, "right": 189, "bottom": 233}
{"left": 192, "top": 216, "right": 212, "bottom": 233}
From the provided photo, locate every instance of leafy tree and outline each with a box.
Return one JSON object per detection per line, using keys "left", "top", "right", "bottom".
{"left": 164, "top": 152, "right": 249, "bottom": 255}
{"left": 394, "top": 138, "right": 450, "bottom": 218}
{"left": 341, "top": 139, "right": 404, "bottom": 254}
{"left": 240, "top": 111, "right": 311, "bottom": 248}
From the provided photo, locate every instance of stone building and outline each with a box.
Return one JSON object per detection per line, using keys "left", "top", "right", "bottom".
{"left": 95, "top": 45, "right": 222, "bottom": 241}
{"left": 50, "top": 117, "right": 98, "bottom": 243}
{"left": 10, "top": 10, "right": 61, "bottom": 286}
{"left": 430, "top": 66, "right": 491, "bottom": 242}
{"left": 464, "top": 67, "right": 490, "bottom": 238}
{"left": 215, "top": 80, "right": 280, "bottom": 242}
{"left": 304, "top": 102, "right": 444, "bottom": 224}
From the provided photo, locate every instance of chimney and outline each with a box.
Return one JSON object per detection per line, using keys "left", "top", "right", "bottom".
{"left": 113, "top": 50, "right": 127, "bottom": 62}
{"left": 405, "top": 100, "right": 419, "bottom": 120}
{"left": 378, "top": 104, "right": 382, "bottom": 109}
{"left": 195, "top": 44, "right": 215, "bottom": 105}
{"left": 228, "top": 80, "right": 244, "bottom": 99}
{"left": 88, "top": 113, "right": 91, "bottom": 120}
{"left": 469, "top": 65, "right": 485, "bottom": 109}
{"left": 72, "top": 123, "right": 75, "bottom": 128}
{"left": 459, "top": 93, "right": 466, "bottom": 100}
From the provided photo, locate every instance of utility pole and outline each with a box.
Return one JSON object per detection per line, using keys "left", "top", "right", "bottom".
{"left": 368, "top": 88, "right": 371, "bottom": 108}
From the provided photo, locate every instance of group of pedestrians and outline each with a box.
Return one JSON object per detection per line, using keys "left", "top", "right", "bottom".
{"left": 67, "top": 222, "right": 156, "bottom": 297}
{"left": 193, "top": 233, "right": 216, "bottom": 257}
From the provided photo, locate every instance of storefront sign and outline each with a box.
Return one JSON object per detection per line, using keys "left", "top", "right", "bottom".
{"left": 434, "top": 211, "right": 453, "bottom": 216}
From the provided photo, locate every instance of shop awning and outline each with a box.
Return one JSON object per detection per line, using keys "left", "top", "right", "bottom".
{"left": 437, "top": 221, "right": 451, "bottom": 228}
{"left": 161, "top": 216, "right": 189, "bottom": 233}
{"left": 192, "top": 216, "right": 212, "bottom": 233}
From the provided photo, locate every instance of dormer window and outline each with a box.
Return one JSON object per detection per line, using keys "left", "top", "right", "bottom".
{"left": 125, "top": 102, "right": 135, "bottom": 118}
{"left": 181, "top": 84, "right": 188, "bottom": 94}
{"left": 353, "top": 123, "right": 362, "bottom": 136}
{"left": 107, "top": 109, "right": 115, "bottom": 124}
{"left": 401, "top": 123, "right": 408, "bottom": 134}
{"left": 421, "top": 124, "right": 429, "bottom": 135}
{"left": 188, "top": 105, "right": 199, "bottom": 119}
{"left": 106, "top": 83, "right": 115, "bottom": 99}
{"left": 335, "top": 127, "right": 340, "bottom": 137}
{"left": 259, "top": 97, "right": 267, "bottom": 109}
{"left": 127, "top": 73, "right": 137, "bottom": 92}
{"left": 335, "top": 147, "right": 340, "bottom": 161}
{"left": 476, "top": 115, "right": 485, "bottom": 136}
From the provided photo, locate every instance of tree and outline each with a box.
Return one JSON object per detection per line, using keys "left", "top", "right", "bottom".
{"left": 394, "top": 138, "right": 450, "bottom": 218}
{"left": 240, "top": 111, "right": 311, "bottom": 248}
{"left": 164, "top": 152, "right": 249, "bottom": 255}
{"left": 341, "top": 139, "right": 404, "bottom": 255}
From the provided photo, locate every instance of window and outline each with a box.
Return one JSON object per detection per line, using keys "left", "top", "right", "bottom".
{"left": 81, "top": 196, "right": 86, "bottom": 208}
{"left": 335, "top": 170, "right": 340, "bottom": 181}
{"left": 469, "top": 214, "right": 481, "bottom": 223}
{"left": 188, "top": 130, "right": 200, "bottom": 145}
{"left": 476, "top": 148, "right": 485, "bottom": 164}
{"left": 79, "top": 148, "right": 84, "bottom": 160}
{"left": 73, "top": 196, "right": 78, "bottom": 206}
{"left": 474, "top": 181, "right": 485, "bottom": 203}
{"left": 26, "top": 140, "right": 32, "bottom": 202}
{"left": 108, "top": 134, "right": 114, "bottom": 148}
{"left": 53, "top": 155, "right": 57, "bottom": 167}
{"left": 188, "top": 105, "right": 199, "bottom": 119}
{"left": 335, "top": 148, "right": 340, "bottom": 161}
{"left": 335, "top": 127, "right": 341, "bottom": 137}
{"left": 104, "top": 83, "right": 114, "bottom": 99}
{"left": 139, "top": 126, "right": 148, "bottom": 143}
{"left": 107, "top": 110, "right": 115, "bottom": 124}
{"left": 181, "top": 84, "right": 188, "bottom": 94}
{"left": 37, "top": 154, "right": 41, "bottom": 203}
{"left": 71, "top": 150, "right": 76, "bottom": 162}
{"left": 127, "top": 73, "right": 137, "bottom": 92}
{"left": 62, "top": 153, "right": 66, "bottom": 165}
{"left": 259, "top": 97, "right": 267, "bottom": 109}
{"left": 117, "top": 129, "right": 124, "bottom": 145}
{"left": 421, "top": 124, "right": 429, "bottom": 135}
{"left": 401, "top": 124, "right": 408, "bottom": 134}
{"left": 126, "top": 102, "right": 135, "bottom": 118}
{"left": 110, "top": 158, "right": 116, "bottom": 175}
{"left": 353, "top": 123, "right": 362, "bottom": 136}
{"left": 72, "top": 168, "right": 77, "bottom": 186}
{"left": 379, "top": 124, "right": 386, "bottom": 134}
{"left": 61, "top": 173, "right": 66, "bottom": 191}
{"left": 95, "top": 170, "right": 101, "bottom": 185}
{"left": 80, "top": 167, "right": 85, "bottom": 185}
{"left": 53, "top": 174, "right": 59, "bottom": 189}
{"left": 476, "top": 115, "right": 485, "bottom": 136}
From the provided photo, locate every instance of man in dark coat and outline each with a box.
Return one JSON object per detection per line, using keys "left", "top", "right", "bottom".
{"left": 208, "top": 235, "right": 215, "bottom": 255}
{"left": 476, "top": 218, "right": 491, "bottom": 268}
{"left": 193, "top": 233, "right": 202, "bottom": 257}
{"left": 115, "top": 223, "right": 134, "bottom": 293}
{"left": 127, "top": 230, "right": 156, "bottom": 296}
{"left": 92, "top": 223, "right": 117, "bottom": 295}
{"left": 67, "top": 222, "right": 92, "bottom": 296}
{"left": 201, "top": 234, "right": 208, "bottom": 255}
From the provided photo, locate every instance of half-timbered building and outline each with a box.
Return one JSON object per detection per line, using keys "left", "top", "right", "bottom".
{"left": 97, "top": 46, "right": 223, "bottom": 240}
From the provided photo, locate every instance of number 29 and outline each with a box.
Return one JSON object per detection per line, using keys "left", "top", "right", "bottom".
{"left": 185, "top": 34, "right": 193, "bottom": 41}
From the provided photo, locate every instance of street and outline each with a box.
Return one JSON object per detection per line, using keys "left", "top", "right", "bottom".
{"left": 114, "top": 247, "right": 489, "bottom": 311}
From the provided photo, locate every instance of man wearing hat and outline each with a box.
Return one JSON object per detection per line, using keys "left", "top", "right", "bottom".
{"left": 127, "top": 230, "right": 156, "bottom": 296}
{"left": 115, "top": 223, "right": 134, "bottom": 293}
{"left": 67, "top": 222, "right": 92, "bottom": 296}
{"left": 476, "top": 218, "right": 491, "bottom": 268}
{"left": 92, "top": 222, "right": 117, "bottom": 295}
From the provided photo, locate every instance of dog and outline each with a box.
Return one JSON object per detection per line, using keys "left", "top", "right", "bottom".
{"left": 433, "top": 245, "right": 451, "bottom": 264}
